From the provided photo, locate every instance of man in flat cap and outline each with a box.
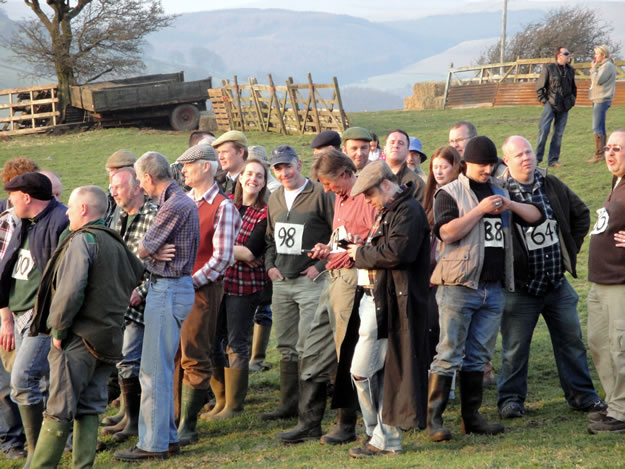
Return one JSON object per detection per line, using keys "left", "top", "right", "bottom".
{"left": 383, "top": 129, "right": 425, "bottom": 204}
{"left": 427, "top": 137, "right": 542, "bottom": 443}
{"left": 0, "top": 172, "right": 68, "bottom": 467}
{"left": 342, "top": 127, "right": 373, "bottom": 173}
{"left": 104, "top": 150, "right": 137, "bottom": 225}
{"left": 336, "top": 160, "right": 430, "bottom": 458}
{"left": 114, "top": 152, "right": 199, "bottom": 461}
{"left": 262, "top": 145, "right": 334, "bottom": 421}
{"left": 310, "top": 130, "right": 341, "bottom": 156}
{"left": 173, "top": 144, "right": 241, "bottom": 446}
{"left": 213, "top": 131, "right": 248, "bottom": 195}
{"left": 28, "top": 185, "right": 144, "bottom": 468}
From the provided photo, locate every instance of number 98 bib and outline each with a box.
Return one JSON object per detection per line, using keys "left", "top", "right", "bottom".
{"left": 275, "top": 222, "right": 305, "bottom": 255}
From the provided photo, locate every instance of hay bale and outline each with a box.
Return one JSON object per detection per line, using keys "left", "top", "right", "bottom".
{"left": 199, "top": 111, "right": 218, "bottom": 132}
{"left": 405, "top": 81, "right": 446, "bottom": 110}
{"left": 422, "top": 95, "right": 445, "bottom": 110}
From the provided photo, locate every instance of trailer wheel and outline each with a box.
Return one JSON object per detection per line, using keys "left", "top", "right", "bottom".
{"left": 170, "top": 104, "right": 200, "bottom": 131}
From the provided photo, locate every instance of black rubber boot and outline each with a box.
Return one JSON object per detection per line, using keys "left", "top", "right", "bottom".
{"left": 459, "top": 370, "right": 504, "bottom": 435}
{"left": 320, "top": 407, "right": 358, "bottom": 445}
{"left": 277, "top": 380, "right": 327, "bottom": 444}
{"left": 426, "top": 373, "right": 453, "bottom": 442}
{"left": 113, "top": 376, "right": 141, "bottom": 442}
{"left": 262, "top": 360, "right": 299, "bottom": 421}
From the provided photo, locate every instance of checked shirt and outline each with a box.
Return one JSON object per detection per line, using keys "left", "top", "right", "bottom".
{"left": 109, "top": 198, "right": 158, "bottom": 324}
{"left": 506, "top": 170, "right": 563, "bottom": 296}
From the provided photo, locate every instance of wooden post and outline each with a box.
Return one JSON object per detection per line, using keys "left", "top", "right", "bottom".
{"left": 307, "top": 73, "right": 322, "bottom": 133}
{"left": 51, "top": 87, "right": 57, "bottom": 126}
{"left": 233, "top": 75, "right": 245, "bottom": 131}
{"left": 286, "top": 77, "right": 303, "bottom": 135}
{"left": 442, "top": 63, "right": 453, "bottom": 109}
{"left": 249, "top": 77, "right": 265, "bottom": 131}
{"left": 332, "top": 77, "right": 348, "bottom": 131}
{"left": 268, "top": 74, "right": 287, "bottom": 135}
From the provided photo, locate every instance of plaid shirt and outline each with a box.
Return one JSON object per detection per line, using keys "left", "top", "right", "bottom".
{"left": 225, "top": 205, "right": 267, "bottom": 296}
{"left": 143, "top": 182, "right": 200, "bottom": 277}
{"left": 189, "top": 183, "right": 241, "bottom": 287}
{"left": 109, "top": 198, "right": 158, "bottom": 324}
{"left": 506, "top": 171, "right": 563, "bottom": 296}
{"left": 0, "top": 209, "right": 18, "bottom": 262}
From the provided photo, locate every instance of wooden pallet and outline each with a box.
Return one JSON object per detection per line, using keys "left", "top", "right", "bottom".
{"left": 0, "top": 84, "right": 61, "bottom": 136}
{"left": 207, "top": 74, "right": 349, "bottom": 135}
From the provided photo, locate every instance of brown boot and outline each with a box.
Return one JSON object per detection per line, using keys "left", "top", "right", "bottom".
{"left": 200, "top": 367, "right": 225, "bottom": 420}
{"left": 588, "top": 134, "right": 606, "bottom": 163}
{"left": 209, "top": 368, "right": 248, "bottom": 420}
{"left": 249, "top": 324, "right": 272, "bottom": 372}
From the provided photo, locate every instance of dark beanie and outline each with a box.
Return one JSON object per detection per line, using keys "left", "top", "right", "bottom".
{"left": 463, "top": 136, "right": 498, "bottom": 165}
{"left": 4, "top": 172, "right": 53, "bottom": 201}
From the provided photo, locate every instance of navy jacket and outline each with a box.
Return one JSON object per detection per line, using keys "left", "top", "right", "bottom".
{"left": 0, "top": 198, "right": 68, "bottom": 308}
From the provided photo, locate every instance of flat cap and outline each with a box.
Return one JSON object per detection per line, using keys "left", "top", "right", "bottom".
{"left": 409, "top": 137, "right": 427, "bottom": 163}
{"left": 4, "top": 172, "right": 53, "bottom": 201}
{"left": 350, "top": 160, "right": 393, "bottom": 197}
{"left": 463, "top": 136, "right": 498, "bottom": 165}
{"left": 248, "top": 145, "right": 269, "bottom": 165}
{"left": 343, "top": 127, "right": 372, "bottom": 142}
{"left": 176, "top": 144, "right": 218, "bottom": 164}
{"left": 271, "top": 145, "right": 299, "bottom": 166}
{"left": 212, "top": 130, "right": 248, "bottom": 149}
{"left": 106, "top": 150, "right": 137, "bottom": 169}
{"left": 310, "top": 130, "right": 341, "bottom": 149}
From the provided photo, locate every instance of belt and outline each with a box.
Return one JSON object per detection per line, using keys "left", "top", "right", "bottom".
{"left": 148, "top": 272, "right": 165, "bottom": 283}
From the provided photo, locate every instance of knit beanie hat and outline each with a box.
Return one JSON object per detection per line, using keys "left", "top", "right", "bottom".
{"left": 463, "top": 136, "right": 498, "bottom": 165}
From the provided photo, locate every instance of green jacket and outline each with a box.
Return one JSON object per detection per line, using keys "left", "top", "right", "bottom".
{"left": 265, "top": 180, "right": 334, "bottom": 278}
{"left": 32, "top": 221, "right": 144, "bottom": 363}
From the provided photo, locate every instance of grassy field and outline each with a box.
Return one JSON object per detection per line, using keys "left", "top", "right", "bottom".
{"left": 1, "top": 105, "right": 625, "bottom": 468}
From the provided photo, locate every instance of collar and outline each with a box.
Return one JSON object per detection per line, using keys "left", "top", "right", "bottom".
{"left": 189, "top": 182, "right": 220, "bottom": 204}
{"left": 157, "top": 181, "right": 179, "bottom": 207}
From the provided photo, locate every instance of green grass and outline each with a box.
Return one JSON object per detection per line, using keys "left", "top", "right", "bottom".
{"left": 1, "top": 105, "right": 625, "bottom": 468}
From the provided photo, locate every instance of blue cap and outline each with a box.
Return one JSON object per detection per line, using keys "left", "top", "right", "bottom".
{"left": 271, "top": 145, "right": 299, "bottom": 166}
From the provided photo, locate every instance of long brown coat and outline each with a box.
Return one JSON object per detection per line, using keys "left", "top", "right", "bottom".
{"left": 332, "top": 184, "right": 430, "bottom": 428}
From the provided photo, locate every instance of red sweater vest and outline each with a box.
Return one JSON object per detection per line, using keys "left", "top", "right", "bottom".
{"left": 192, "top": 192, "right": 226, "bottom": 274}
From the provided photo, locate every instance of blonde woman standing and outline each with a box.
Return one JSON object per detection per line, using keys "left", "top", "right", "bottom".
{"left": 588, "top": 45, "right": 617, "bottom": 163}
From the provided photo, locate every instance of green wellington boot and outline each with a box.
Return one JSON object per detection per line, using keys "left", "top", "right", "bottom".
{"left": 18, "top": 401, "right": 44, "bottom": 469}
{"left": 73, "top": 414, "right": 99, "bottom": 469}
{"left": 177, "top": 384, "right": 208, "bottom": 446}
{"left": 29, "top": 417, "right": 71, "bottom": 469}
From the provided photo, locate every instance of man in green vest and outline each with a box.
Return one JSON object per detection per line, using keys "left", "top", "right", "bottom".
{"left": 29, "top": 185, "right": 144, "bottom": 468}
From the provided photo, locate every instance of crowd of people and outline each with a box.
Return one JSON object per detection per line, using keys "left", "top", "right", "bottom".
{"left": 0, "top": 44, "right": 622, "bottom": 466}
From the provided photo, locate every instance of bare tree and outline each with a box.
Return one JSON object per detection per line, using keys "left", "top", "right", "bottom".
{"left": 9, "top": 0, "right": 176, "bottom": 117}
{"left": 477, "top": 6, "right": 621, "bottom": 64}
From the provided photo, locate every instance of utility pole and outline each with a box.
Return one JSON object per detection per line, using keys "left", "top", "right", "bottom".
{"left": 500, "top": 0, "right": 508, "bottom": 76}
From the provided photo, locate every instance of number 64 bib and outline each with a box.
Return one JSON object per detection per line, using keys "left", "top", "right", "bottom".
{"left": 275, "top": 222, "right": 305, "bottom": 255}
{"left": 525, "top": 219, "right": 558, "bottom": 251}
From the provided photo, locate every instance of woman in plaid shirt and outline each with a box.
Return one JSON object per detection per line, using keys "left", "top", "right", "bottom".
{"left": 207, "top": 158, "right": 269, "bottom": 420}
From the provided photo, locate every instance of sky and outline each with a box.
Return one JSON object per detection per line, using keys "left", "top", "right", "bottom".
{"left": 3, "top": 0, "right": 620, "bottom": 22}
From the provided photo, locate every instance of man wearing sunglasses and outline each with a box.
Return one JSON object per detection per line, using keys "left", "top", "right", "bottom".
{"left": 587, "top": 129, "right": 625, "bottom": 434}
{"left": 535, "top": 47, "right": 577, "bottom": 168}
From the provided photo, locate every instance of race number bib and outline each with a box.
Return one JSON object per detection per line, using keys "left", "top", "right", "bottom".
{"left": 590, "top": 208, "right": 609, "bottom": 235}
{"left": 484, "top": 218, "right": 504, "bottom": 248}
{"left": 11, "top": 249, "right": 34, "bottom": 281}
{"left": 525, "top": 219, "right": 558, "bottom": 251}
{"left": 275, "top": 222, "right": 304, "bottom": 255}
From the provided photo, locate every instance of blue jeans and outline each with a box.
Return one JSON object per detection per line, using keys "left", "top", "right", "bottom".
{"left": 138, "top": 276, "right": 194, "bottom": 453}
{"left": 253, "top": 304, "right": 272, "bottom": 327}
{"left": 592, "top": 101, "right": 611, "bottom": 135}
{"left": 11, "top": 327, "right": 50, "bottom": 406}
{"left": 497, "top": 278, "right": 600, "bottom": 410}
{"left": 536, "top": 102, "right": 569, "bottom": 166}
{"left": 430, "top": 283, "right": 503, "bottom": 377}
{"left": 117, "top": 321, "right": 144, "bottom": 379}
{"left": 0, "top": 360, "right": 24, "bottom": 451}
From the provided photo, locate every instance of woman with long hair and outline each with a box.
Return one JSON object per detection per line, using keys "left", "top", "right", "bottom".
{"left": 204, "top": 158, "right": 269, "bottom": 420}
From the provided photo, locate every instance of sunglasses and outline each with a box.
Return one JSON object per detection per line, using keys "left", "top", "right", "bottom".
{"left": 604, "top": 145, "right": 623, "bottom": 153}
{"left": 560, "top": 51, "right": 570, "bottom": 56}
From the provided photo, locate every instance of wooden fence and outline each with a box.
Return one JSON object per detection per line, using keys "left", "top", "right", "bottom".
{"left": 207, "top": 74, "right": 349, "bottom": 135}
{"left": 0, "top": 84, "right": 61, "bottom": 136}
{"left": 443, "top": 58, "right": 625, "bottom": 109}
